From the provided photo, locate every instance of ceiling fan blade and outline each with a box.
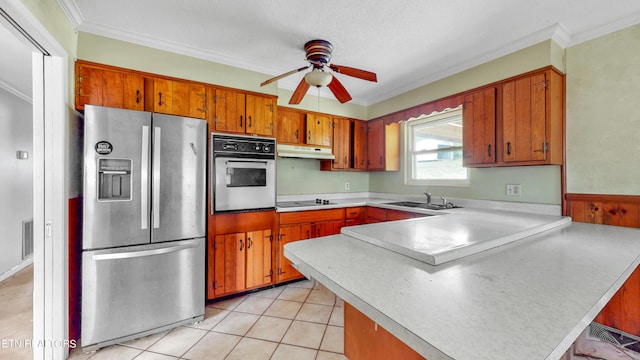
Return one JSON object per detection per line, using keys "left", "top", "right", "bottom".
{"left": 289, "top": 77, "right": 311, "bottom": 104}
{"left": 327, "top": 76, "right": 352, "bottom": 103}
{"left": 261, "top": 65, "right": 310, "bottom": 87}
{"left": 329, "top": 64, "right": 377, "bottom": 82}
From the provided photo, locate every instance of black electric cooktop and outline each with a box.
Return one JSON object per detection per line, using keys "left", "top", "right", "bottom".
{"left": 276, "top": 199, "right": 336, "bottom": 208}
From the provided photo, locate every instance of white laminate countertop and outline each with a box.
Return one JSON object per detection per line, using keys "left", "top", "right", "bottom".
{"left": 284, "top": 213, "right": 640, "bottom": 360}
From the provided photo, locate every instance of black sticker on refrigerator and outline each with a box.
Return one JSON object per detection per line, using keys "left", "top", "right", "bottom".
{"left": 95, "top": 141, "right": 113, "bottom": 155}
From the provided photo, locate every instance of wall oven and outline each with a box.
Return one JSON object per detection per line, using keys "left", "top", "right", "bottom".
{"left": 211, "top": 133, "right": 276, "bottom": 213}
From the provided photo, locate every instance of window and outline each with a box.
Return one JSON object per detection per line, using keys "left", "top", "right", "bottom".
{"left": 404, "top": 106, "right": 468, "bottom": 185}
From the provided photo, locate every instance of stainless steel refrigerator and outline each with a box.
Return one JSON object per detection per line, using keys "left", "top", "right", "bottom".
{"left": 81, "top": 105, "right": 206, "bottom": 352}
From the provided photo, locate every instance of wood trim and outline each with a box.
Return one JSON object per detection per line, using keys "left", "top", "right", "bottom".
{"left": 565, "top": 193, "right": 640, "bottom": 203}
{"left": 214, "top": 211, "right": 276, "bottom": 235}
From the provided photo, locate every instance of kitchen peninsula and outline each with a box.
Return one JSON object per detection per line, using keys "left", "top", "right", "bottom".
{"left": 284, "top": 207, "right": 640, "bottom": 360}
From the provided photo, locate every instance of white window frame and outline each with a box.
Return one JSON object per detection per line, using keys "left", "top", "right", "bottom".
{"left": 404, "top": 106, "right": 469, "bottom": 186}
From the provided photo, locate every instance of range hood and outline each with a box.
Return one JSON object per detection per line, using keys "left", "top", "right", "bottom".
{"left": 277, "top": 144, "right": 335, "bottom": 160}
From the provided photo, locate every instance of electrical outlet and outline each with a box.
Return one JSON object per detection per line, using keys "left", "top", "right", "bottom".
{"left": 345, "top": 182, "right": 350, "bottom": 190}
{"left": 506, "top": 184, "right": 521, "bottom": 196}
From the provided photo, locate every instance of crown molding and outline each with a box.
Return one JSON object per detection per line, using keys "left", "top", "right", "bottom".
{"left": 55, "top": 0, "right": 84, "bottom": 28}
{"left": 0, "top": 79, "right": 32, "bottom": 103}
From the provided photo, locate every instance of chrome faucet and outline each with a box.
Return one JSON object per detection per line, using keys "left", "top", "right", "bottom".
{"left": 424, "top": 192, "right": 432, "bottom": 204}
{"left": 441, "top": 197, "right": 448, "bottom": 206}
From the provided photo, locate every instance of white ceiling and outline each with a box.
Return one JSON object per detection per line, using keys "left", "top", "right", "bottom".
{"left": 55, "top": 1, "right": 640, "bottom": 105}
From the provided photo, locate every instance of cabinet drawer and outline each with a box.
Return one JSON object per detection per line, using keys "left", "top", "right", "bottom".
{"left": 345, "top": 207, "right": 365, "bottom": 219}
{"left": 279, "top": 208, "right": 344, "bottom": 225}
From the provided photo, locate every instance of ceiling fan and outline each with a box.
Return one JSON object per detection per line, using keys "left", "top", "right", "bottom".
{"left": 260, "top": 39, "right": 377, "bottom": 104}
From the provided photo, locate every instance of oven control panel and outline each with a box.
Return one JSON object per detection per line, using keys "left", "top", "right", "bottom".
{"left": 212, "top": 133, "right": 276, "bottom": 157}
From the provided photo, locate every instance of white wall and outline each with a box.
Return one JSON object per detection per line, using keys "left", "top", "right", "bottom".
{"left": 0, "top": 88, "right": 33, "bottom": 274}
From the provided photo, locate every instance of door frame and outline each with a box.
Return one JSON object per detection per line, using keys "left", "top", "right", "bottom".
{"left": 0, "top": 1, "right": 69, "bottom": 359}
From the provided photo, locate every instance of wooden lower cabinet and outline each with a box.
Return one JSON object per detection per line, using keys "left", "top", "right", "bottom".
{"left": 208, "top": 211, "right": 275, "bottom": 299}
{"left": 366, "top": 206, "right": 427, "bottom": 223}
{"left": 277, "top": 209, "right": 344, "bottom": 283}
{"left": 345, "top": 207, "right": 366, "bottom": 226}
{"left": 345, "top": 303, "right": 425, "bottom": 360}
{"left": 277, "top": 224, "right": 311, "bottom": 283}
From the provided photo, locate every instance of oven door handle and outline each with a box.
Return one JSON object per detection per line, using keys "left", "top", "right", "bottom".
{"left": 226, "top": 160, "right": 269, "bottom": 165}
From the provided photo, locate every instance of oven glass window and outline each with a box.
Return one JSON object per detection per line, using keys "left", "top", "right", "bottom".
{"left": 226, "top": 167, "right": 266, "bottom": 187}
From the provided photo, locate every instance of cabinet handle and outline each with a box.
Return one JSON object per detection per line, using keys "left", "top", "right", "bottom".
{"left": 506, "top": 142, "right": 511, "bottom": 155}
{"left": 317, "top": 229, "right": 321, "bottom": 236}
{"left": 295, "top": 129, "right": 299, "bottom": 139}
{"left": 533, "top": 142, "right": 548, "bottom": 153}
{"left": 248, "top": 116, "right": 252, "bottom": 128}
{"left": 308, "top": 130, "right": 312, "bottom": 141}
{"left": 306, "top": 230, "right": 310, "bottom": 238}
{"left": 487, "top": 144, "right": 492, "bottom": 158}
{"left": 239, "top": 239, "right": 244, "bottom": 251}
{"left": 344, "top": 156, "right": 348, "bottom": 165}
{"left": 247, "top": 237, "right": 252, "bottom": 249}
{"left": 240, "top": 115, "right": 243, "bottom": 127}
{"left": 158, "top": 92, "right": 163, "bottom": 106}
{"left": 379, "top": 156, "right": 383, "bottom": 165}
{"left": 135, "top": 90, "right": 140, "bottom": 104}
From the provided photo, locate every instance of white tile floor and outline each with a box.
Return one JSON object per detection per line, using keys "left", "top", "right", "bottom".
{"left": 68, "top": 279, "right": 347, "bottom": 360}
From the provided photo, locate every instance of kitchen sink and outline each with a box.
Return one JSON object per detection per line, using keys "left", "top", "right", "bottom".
{"left": 383, "top": 201, "right": 460, "bottom": 210}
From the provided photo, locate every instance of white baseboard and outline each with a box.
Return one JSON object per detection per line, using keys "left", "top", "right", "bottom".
{"left": 0, "top": 257, "right": 33, "bottom": 283}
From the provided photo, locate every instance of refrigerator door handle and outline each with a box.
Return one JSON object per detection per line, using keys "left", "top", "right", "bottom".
{"left": 91, "top": 243, "right": 197, "bottom": 261}
{"left": 141, "top": 126, "right": 150, "bottom": 230}
{"left": 153, "top": 126, "right": 161, "bottom": 229}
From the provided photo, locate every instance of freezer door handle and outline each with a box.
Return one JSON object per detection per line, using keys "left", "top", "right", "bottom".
{"left": 91, "top": 243, "right": 197, "bottom": 261}
{"left": 153, "top": 126, "right": 161, "bottom": 229}
{"left": 141, "top": 125, "right": 150, "bottom": 230}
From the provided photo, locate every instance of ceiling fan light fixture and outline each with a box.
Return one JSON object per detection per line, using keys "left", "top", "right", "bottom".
{"left": 304, "top": 68, "right": 333, "bottom": 87}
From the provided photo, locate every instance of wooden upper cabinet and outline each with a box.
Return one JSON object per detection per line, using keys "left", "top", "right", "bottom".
{"left": 214, "top": 88, "right": 245, "bottom": 133}
{"left": 152, "top": 79, "right": 206, "bottom": 119}
{"left": 214, "top": 89, "right": 275, "bottom": 136}
{"left": 332, "top": 117, "right": 351, "bottom": 169}
{"left": 75, "top": 61, "right": 144, "bottom": 111}
{"left": 76, "top": 62, "right": 103, "bottom": 109}
{"left": 122, "top": 73, "right": 144, "bottom": 111}
{"left": 276, "top": 108, "right": 305, "bottom": 144}
{"left": 353, "top": 120, "right": 368, "bottom": 170}
{"left": 502, "top": 69, "right": 563, "bottom": 165}
{"left": 462, "top": 87, "right": 496, "bottom": 166}
{"left": 306, "top": 113, "right": 332, "bottom": 147}
{"left": 246, "top": 94, "right": 275, "bottom": 136}
{"left": 367, "top": 119, "right": 400, "bottom": 171}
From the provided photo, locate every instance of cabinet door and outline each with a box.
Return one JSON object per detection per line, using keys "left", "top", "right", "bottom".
{"left": 306, "top": 113, "right": 332, "bottom": 146}
{"left": 246, "top": 230, "right": 273, "bottom": 288}
{"left": 277, "top": 108, "right": 305, "bottom": 144}
{"left": 387, "top": 209, "right": 415, "bottom": 221}
{"left": 246, "top": 95, "right": 275, "bottom": 136}
{"left": 277, "top": 224, "right": 309, "bottom": 283}
{"left": 171, "top": 81, "right": 190, "bottom": 116}
{"left": 153, "top": 78, "right": 173, "bottom": 114}
{"left": 353, "top": 120, "right": 368, "bottom": 170}
{"left": 102, "top": 70, "right": 124, "bottom": 109}
{"left": 76, "top": 63, "right": 103, "bottom": 109}
{"left": 213, "top": 233, "right": 245, "bottom": 296}
{"left": 188, "top": 84, "right": 207, "bottom": 119}
{"left": 367, "top": 119, "right": 384, "bottom": 170}
{"left": 214, "top": 88, "right": 245, "bottom": 133}
{"left": 332, "top": 117, "right": 351, "bottom": 169}
{"left": 462, "top": 88, "right": 496, "bottom": 165}
{"left": 123, "top": 73, "right": 144, "bottom": 111}
{"left": 503, "top": 73, "right": 547, "bottom": 162}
